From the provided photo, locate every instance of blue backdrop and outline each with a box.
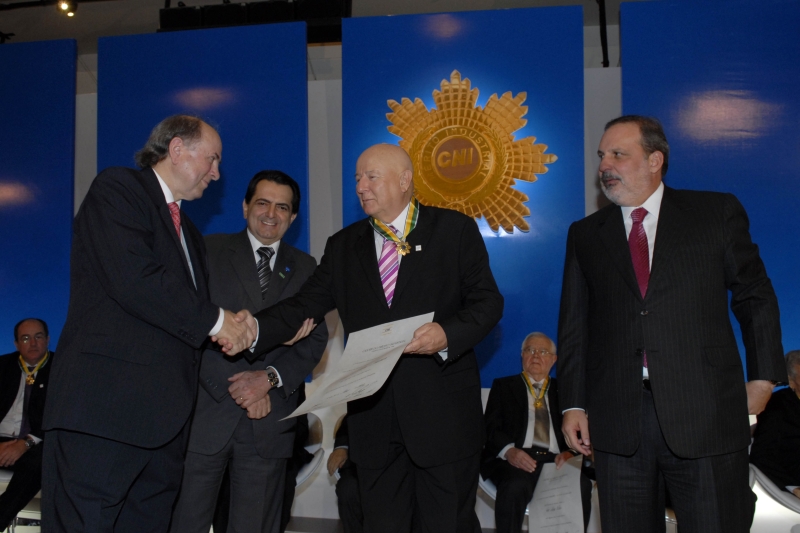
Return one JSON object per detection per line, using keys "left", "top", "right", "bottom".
{"left": 621, "top": 0, "right": 800, "bottom": 368}
{"left": 0, "top": 40, "right": 76, "bottom": 351}
{"left": 342, "top": 8, "right": 585, "bottom": 386}
{"left": 98, "top": 23, "right": 310, "bottom": 251}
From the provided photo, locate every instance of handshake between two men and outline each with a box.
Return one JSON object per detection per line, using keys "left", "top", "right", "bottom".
{"left": 212, "top": 310, "right": 317, "bottom": 356}
{"left": 211, "top": 310, "right": 318, "bottom": 420}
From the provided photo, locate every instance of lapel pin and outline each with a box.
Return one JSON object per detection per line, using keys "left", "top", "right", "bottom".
{"left": 279, "top": 272, "right": 286, "bottom": 279}
{"left": 415, "top": 245, "right": 422, "bottom": 251}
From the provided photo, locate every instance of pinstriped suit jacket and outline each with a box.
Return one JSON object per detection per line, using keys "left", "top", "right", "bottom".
{"left": 557, "top": 186, "right": 786, "bottom": 458}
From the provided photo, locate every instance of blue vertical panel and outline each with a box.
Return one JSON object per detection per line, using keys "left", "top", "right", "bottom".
{"left": 621, "top": 0, "right": 800, "bottom": 364}
{"left": 98, "top": 23, "right": 309, "bottom": 251}
{"left": 0, "top": 40, "right": 76, "bottom": 349}
{"left": 343, "top": 8, "right": 585, "bottom": 385}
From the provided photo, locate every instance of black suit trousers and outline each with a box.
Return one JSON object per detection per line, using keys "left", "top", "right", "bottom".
{"left": 488, "top": 450, "right": 592, "bottom": 533}
{"left": 42, "top": 427, "right": 187, "bottom": 533}
{"left": 594, "top": 388, "right": 755, "bottom": 533}
{"left": 0, "top": 437, "right": 43, "bottom": 530}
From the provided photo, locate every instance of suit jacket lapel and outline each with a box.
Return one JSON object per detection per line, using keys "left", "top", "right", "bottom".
{"left": 392, "top": 205, "right": 435, "bottom": 307}
{"left": 264, "top": 244, "right": 297, "bottom": 307}
{"left": 228, "top": 231, "right": 263, "bottom": 310}
{"left": 356, "top": 220, "right": 388, "bottom": 306}
{"left": 134, "top": 168, "right": 198, "bottom": 289}
{"left": 597, "top": 205, "right": 645, "bottom": 301}
{"left": 513, "top": 375, "right": 529, "bottom": 444}
{"left": 648, "top": 187, "right": 693, "bottom": 295}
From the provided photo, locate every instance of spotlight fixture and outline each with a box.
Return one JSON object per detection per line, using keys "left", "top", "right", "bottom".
{"left": 57, "top": 0, "right": 78, "bottom": 17}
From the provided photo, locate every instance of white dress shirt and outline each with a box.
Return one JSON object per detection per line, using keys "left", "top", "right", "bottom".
{"left": 499, "top": 373, "right": 560, "bottom": 460}
{"left": 621, "top": 181, "right": 664, "bottom": 379}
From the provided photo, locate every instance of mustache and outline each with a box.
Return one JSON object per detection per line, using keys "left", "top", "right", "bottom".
{"left": 600, "top": 171, "right": 621, "bottom": 184}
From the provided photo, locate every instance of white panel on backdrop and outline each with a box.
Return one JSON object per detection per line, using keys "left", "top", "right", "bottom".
{"left": 584, "top": 67, "right": 621, "bottom": 216}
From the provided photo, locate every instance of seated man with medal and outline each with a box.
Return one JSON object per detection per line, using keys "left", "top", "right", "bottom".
{"left": 481, "top": 332, "right": 593, "bottom": 533}
{"left": 0, "top": 318, "right": 53, "bottom": 531}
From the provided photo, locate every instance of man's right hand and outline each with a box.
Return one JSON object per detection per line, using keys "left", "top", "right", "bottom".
{"left": 505, "top": 447, "right": 538, "bottom": 473}
{"left": 284, "top": 318, "right": 317, "bottom": 346}
{"left": 562, "top": 409, "right": 592, "bottom": 456}
{"left": 213, "top": 309, "right": 257, "bottom": 355}
{"left": 327, "top": 447, "right": 348, "bottom": 476}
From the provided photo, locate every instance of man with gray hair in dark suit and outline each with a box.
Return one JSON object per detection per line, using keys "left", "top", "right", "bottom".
{"left": 558, "top": 115, "right": 787, "bottom": 533}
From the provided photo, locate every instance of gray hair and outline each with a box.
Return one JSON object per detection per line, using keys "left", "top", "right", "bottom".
{"left": 520, "top": 332, "right": 556, "bottom": 355}
{"left": 134, "top": 115, "right": 206, "bottom": 168}
{"left": 787, "top": 350, "right": 800, "bottom": 380}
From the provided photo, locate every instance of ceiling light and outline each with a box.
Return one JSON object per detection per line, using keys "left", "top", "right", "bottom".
{"left": 57, "top": 0, "right": 77, "bottom": 16}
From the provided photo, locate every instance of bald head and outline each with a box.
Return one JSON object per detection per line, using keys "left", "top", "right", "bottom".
{"left": 355, "top": 144, "right": 415, "bottom": 223}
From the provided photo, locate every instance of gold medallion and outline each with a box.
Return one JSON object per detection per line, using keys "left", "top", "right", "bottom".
{"left": 387, "top": 71, "right": 557, "bottom": 233}
{"left": 396, "top": 241, "right": 411, "bottom": 256}
{"left": 26, "top": 375, "right": 35, "bottom": 385}
{"left": 533, "top": 399, "right": 544, "bottom": 408}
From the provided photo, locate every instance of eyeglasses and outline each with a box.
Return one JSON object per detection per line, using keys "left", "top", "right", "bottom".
{"left": 19, "top": 333, "right": 46, "bottom": 344}
{"left": 522, "top": 347, "right": 554, "bottom": 357}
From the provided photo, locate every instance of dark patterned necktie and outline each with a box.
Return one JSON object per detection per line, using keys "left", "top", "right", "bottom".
{"left": 532, "top": 382, "right": 550, "bottom": 448}
{"left": 630, "top": 207, "right": 650, "bottom": 367}
{"left": 256, "top": 246, "right": 275, "bottom": 299}
{"left": 19, "top": 367, "right": 34, "bottom": 437}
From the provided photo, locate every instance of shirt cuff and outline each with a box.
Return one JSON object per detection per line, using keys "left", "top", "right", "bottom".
{"left": 250, "top": 320, "right": 259, "bottom": 352}
{"left": 498, "top": 443, "right": 514, "bottom": 460}
{"left": 208, "top": 308, "right": 225, "bottom": 336}
{"left": 28, "top": 435, "right": 42, "bottom": 445}
{"left": 266, "top": 366, "right": 283, "bottom": 388}
{"left": 438, "top": 347, "right": 448, "bottom": 361}
{"left": 562, "top": 407, "right": 586, "bottom": 414}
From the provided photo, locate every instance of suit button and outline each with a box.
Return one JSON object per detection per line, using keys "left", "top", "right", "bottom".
{"left": 636, "top": 348, "right": 644, "bottom": 356}
{"left": 640, "top": 309, "right": 649, "bottom": 316}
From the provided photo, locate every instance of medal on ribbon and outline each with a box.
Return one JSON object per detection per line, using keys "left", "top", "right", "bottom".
{"left": 370, "top": 198, "right": 420, "bottom": 256}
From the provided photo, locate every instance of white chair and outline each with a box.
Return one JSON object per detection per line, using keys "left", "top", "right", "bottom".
{"left": 295, "top": 413, "right": 325, "bottom": 489}
{"left": 750, "top": 464, "right": 800, "bottom": 514}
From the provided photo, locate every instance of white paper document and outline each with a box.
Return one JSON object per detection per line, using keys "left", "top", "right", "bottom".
{"left": 527, "top": 455, "right": 585, "bottom": 533}
{"left": 284, "top": 312, "right": 435, "bottom": 419}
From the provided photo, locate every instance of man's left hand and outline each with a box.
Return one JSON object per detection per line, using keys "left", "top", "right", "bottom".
{"left": 246, "top": 396, "right": 271, "bottom": 419}
{"left": 228, "top": 370, "right": 271, "bottom": 408}
{"left": 746, "top": 380, "right": 774, "bottom": 415}
{"left": 554, "top": 451, "right": 576, "bottom": 470}
{"left": 403, "top": 322, "right": 447, "bottom": 354}
{"left": 0, "top": 439, "right": 27, "bottom": 467}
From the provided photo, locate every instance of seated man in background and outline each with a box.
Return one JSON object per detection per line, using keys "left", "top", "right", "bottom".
{"left": 482, "top": 332, "right": 592, "bottom": 533}
{"left": 326, "top": 414, "right": 363, "bottom": 533}
{"left": 0, "top": 318, "right": 52, "bottom": 531}
{"left": 750, "top": 350, "right": 800, "bottom": 498}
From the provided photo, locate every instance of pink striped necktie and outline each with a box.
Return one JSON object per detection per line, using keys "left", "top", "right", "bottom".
{"left": 378, "top": 225, "right": 400, "bottom": 307}
{"left": 168, "top": 202, "right": 181, "bottom": 237}
{"left": 629, "top": 207, "right": 650, "bottom": 367}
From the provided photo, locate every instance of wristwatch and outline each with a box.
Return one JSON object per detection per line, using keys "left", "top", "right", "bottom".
{"left": 266, "top": 370, "right": 279, "bottom": 388}
{"left": 23, "top": 436, "right": 36, "bottom": 449}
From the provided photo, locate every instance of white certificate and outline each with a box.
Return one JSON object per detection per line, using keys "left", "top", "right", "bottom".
{"left": 527, "top": 454, "right": 585, "bottom": 533}
{"left": 284, "top": 312, "right": 435, "bottom": 419}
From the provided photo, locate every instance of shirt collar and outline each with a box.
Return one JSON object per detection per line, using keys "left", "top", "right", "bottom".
{"left": 387, "top": 203, "right": 411, "bottom": 235}
{"left": 621, "top": 181, "right": 664, "bottom": 221}
{"left": 247, "top": 229, "right": 281, "bottom": 257}
{"left": 153, "top": 169, "right": 178, "bottom": 206}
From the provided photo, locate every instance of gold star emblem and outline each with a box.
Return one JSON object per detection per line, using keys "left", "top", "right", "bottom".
{"left": 386, "top": 71, "right": 557, "bottom": 233}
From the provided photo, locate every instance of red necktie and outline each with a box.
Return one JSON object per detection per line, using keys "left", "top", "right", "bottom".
{"left": 630, "top": 207, "right": 650, "bottom": 368}
{"left": 168, "top": 202, "right": 181, "bottom": 238}
{"left": 629, "top": 207, "right": 650, "bottom": 298}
